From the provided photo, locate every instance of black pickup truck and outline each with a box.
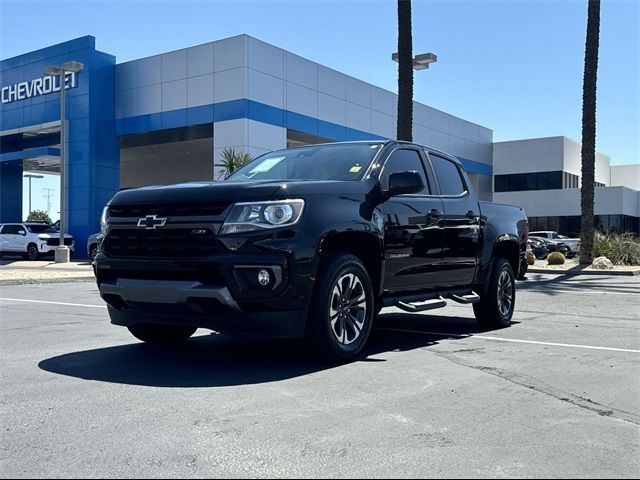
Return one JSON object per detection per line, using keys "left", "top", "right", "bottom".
{"left": 95, "top": 141, "right": 527, "bottom": 360}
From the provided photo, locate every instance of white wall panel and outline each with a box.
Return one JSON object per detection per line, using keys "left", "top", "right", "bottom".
{"left": 346, "top": 102, "right": 370, "bottom": 132}
{"left": 213, "top": 68, "right": 246, "bottom": 103}
{"left": 286, "top": 82, "right": 317, "bottom": 118}
{"left": 137, "top": 84, "right": 162, "bottom": 115}
{"left": 115, "top": 89, "right": 137, "bottom": 118}
{"left": 115, "top": 62, "right": 137, "bottom": 92}
{"left": 371, "top": 86, "right": 395, "bottom": 115}
{"left": 248, "top": 120, "right": 286, "bottom": 151}
{"left": 187, "top": 74, "right": 214, "bottom": 108}
{"left": 137, "top": 56, "right": 161, "bottom": 87}
{"left": 247, "top": 69, "right": 284, "bottom": 108}
{"left": 370, "top": 111, "right": 394, "bottom": 139}
{"left": 213, "top": 36, "right": 247, "bottom": 72}
{"left": 317, "top": 66, "right": 346, "bottom": 99}
{"left": 187, "top": 43, "right": 214, "bottom": 77}
{"left": 346, "top": 77, "right": 371, "bottom": 108}
{"left": 317, "top": 93, "right": 346, "bottom": 125}
{"left": 161, "top": 79, "right": 187, "bottom": 111}
{"left": 161, "top": 50, "right": 187, "bottom": 82}
{"left": 247, "top": 36, "right": 284, "bottom": 78}
{"left": 285, "top": 52, "right": 317, "bottom": 89}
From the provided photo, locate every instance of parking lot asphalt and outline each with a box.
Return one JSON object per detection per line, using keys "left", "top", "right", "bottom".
{"left": 1, "top": 273, "right": 639, "bottom": 478}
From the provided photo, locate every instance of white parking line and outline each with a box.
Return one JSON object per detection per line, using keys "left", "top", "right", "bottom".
{"left": 2, "top": 297, "right": 638, "bottom": 353}
{"left": 376, "top": 327, "right": 640, "bottom": 354}
{"left": 523, "top": 288, "right": 640, "bottom": 297}
{"left": 0, "top": 298, "right": 107, "bottom": 309}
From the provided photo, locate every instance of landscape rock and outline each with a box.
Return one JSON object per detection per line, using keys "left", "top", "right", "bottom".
{"left": 591, "top": 256, "right": 614, "bottom": 270}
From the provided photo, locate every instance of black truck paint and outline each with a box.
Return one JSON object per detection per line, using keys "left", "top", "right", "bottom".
{"left": 95, "top": 141, "right": 527, "bottom": 359}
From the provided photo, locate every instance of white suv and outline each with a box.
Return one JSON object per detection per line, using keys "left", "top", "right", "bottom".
{"left": 0, "top": 223, "right": 74, "bottom": 261}
{"left": 529, "top": 230, "right": 580, "bottom": 256}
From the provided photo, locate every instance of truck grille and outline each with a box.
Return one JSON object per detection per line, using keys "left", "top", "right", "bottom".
{"left": 109, "top": 203, "right": 230, "bottom": 218}
{"left": 46, "top": 238, "right": 73, "bottom": 246}
{"left": 104, "top": 228, "right": 219, "bottom": 258}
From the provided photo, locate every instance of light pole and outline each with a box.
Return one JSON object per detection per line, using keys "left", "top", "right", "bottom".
{"left": 23, "top": 174, "right": 44, "bottom": 218}
{"left": 391, "top": 52, "right": 438, "bottom": 70}
{"left": 43, "top": 61, "right": 84, "bottom": 263}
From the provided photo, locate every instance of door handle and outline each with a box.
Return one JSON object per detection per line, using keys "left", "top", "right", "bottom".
{"left": 428, "top": 209, "right": 442, "bottom": 218}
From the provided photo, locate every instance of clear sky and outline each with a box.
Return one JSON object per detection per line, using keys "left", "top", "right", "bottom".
{"left": 0, "top": 0, "right": 638, "bottom": 218}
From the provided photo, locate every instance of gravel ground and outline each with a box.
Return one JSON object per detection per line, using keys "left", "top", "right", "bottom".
{"left": 0, "top": 259, "right": 95, "bottom": 285}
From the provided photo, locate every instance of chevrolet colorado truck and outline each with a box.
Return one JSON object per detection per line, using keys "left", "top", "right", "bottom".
{"left": 95, "top": 141, "right": 528, "bottom": 360}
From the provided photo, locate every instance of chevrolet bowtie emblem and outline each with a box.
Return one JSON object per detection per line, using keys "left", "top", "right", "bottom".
{"left": 137, "top": 215, "right": 167, "bottom": 229}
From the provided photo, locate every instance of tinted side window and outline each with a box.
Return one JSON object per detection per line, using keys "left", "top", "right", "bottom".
{"left": 430, "top": 155, "right": 466, "bottom": 196}
{"left": 382, "top": 149, "right": 430, "bottom": 194}
{"left": 2, "top": 225, "right": 21, "bottom": 235}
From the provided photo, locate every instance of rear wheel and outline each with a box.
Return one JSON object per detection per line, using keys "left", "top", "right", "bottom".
{"left": 127, "top": 324, "right": 196, "bottom": 344}
{"left": 89, "top": 243, "right": 98, "bottom": 261}
{"left": 26, "top": 243, "right": 39, "bottom": 261}
{"left": 306, "top": 254, "right": 374, "bottom": 361}
{"left": 473, "top": 258, "right": 515, "bottom": 328}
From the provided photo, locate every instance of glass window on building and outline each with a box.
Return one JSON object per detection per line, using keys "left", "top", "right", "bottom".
{"left": 119, "top": 124, "right": 213, "bottom": 189}
{"left": 494, "top": 171, "right": 562, "bottom": 192}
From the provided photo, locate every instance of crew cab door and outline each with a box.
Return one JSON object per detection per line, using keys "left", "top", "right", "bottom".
{"left": 0, "top": 224, "right": 23, "bottom": 252}
{"left": 379, "top": 147, "right": 445, "bottom": 291}
{"left": 427, "top": 153, "right": 481, "bottom": 287}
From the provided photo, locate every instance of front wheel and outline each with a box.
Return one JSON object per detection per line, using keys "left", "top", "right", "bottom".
{"left": 128, "top": 324, "right": 197, "bottom": 344}
{"left": 26, "top": 243, "right": 39, "bottom": 261}
{"left": 306, "top": 254, "right": 374, "bottom": 361}
{"left": 473, "top": 258, "right": 516, "bottom": 328}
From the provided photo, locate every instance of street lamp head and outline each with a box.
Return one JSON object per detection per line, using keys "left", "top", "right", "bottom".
{"left": 392, "top": 52, "right": 438, "bottom": 71}
{"left": 61, "top": 61, "right": 84, "bottom": 73}
{"left": 43, "top": 66, "right": 61, "bottom": 76}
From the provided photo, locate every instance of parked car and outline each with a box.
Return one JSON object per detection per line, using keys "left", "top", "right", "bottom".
{"left": 529, "top": 231, "right": 580, "bottom": 257}
{"left": 95, "top": 141, "right": 528, "bottom": 360}
{"left": 527, "top": 238, "right": 548, "bottom": 259}
{"left": 0, "top": 222, "right": 74, "bottom": 260}
{"left": 87, "top": 233, "right": 101, "bottom": 261}
{"left": 529, "top": 236, "right": 570, "bottom": 258}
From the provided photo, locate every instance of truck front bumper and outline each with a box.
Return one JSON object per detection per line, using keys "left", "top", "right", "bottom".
{"left": 94, "top": 252, "right": 311, "bottom": 338}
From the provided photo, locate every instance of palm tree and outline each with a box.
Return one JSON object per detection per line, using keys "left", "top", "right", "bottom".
{"left": 217, "top": 148, "right": 252, "bottom": 180}
{"left": 579, "top": 0, "right": 601, "bottom": 266}
{"left": 397, "top": 0, "right": 413, "bottom": 141}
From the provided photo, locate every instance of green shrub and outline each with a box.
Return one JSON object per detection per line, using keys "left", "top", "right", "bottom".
{"left": 27, "top": 209, "right": 51, "bottom": 224}
{"left": 526, "top": 251, "right": 536, "bottom": 265}
{"left": 593, "top": 232, "right": 640, "bottom": 266}
{"left": 547, "top": 252, "right": 566, "bottom": 265}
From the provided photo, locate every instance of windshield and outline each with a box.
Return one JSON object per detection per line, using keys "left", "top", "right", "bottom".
{"left": 226, "top": 143, "right": 384, "bottom": 182}
{"left": 26, "top": 225, "right": 57, "bottom": 234}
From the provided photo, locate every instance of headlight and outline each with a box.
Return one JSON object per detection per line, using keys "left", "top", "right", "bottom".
{"left": 220, "top": 200, "right": 305, "bottom": 235}
{"left": 100, "top": 206, "right": 109, "bottom": 234}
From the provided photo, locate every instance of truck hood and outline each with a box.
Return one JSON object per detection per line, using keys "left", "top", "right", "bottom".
{"left": 109, "top": 181, "right": 286, "bottom": 205}
{"left": 109, "top": 179, "right": 373, "bottom": 205}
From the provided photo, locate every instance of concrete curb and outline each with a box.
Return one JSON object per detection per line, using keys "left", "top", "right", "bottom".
{"left": 527, "top": 268, "right": 640, "bottom": 276}
{"left": 0, "top": 277, "right": 95, "bottom": 286}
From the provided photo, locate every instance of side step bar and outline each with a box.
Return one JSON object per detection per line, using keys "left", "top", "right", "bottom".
{"left": 395, "top": 297, "right": 447, "bottom": 313}
{"left": 450, "top": 291, "right": 481, "bottom": 304}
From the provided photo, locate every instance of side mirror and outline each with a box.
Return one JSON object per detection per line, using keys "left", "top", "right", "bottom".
{"left": 386, "top": 171, "right": 425, "bottom": 197}
{"left": 18, "top": 230, "right": 26, "bottom": 235}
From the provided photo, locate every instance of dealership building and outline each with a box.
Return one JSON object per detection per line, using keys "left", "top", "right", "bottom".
{"left": 1, "top": 35, "right": 638, "bottom": 257}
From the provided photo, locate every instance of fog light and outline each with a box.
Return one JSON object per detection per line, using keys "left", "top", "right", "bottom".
{"left": 258, "top": 269, "right": 270, "bottom": 286}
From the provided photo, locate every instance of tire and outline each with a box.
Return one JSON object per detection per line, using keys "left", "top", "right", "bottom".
{"left": 516, "top": 255, "right": 528, "bottom": 280}
{"left": 473, "top": 258, "right": 516, "bottom": 328}
{"left": 26, "top": 243, "right": 39, "bottom": 261}
{"left": 89, "top": 244, "right": 98, "bottom": 261}
{"left": 305, "top": 253, "right": 374, "bottom": 361}
{"left": 127, "top": 323, "right": 197, "bottom": 345}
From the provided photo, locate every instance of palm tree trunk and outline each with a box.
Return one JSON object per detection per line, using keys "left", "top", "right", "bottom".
{"left": 397, "top": 0, "right": 413, "bottom": 141}
{"left": 579, "top": 0, "right": 601, "bottom": 266}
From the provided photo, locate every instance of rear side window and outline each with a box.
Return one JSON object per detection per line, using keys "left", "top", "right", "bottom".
{"left": 1, "top": 225, "right": 22, "bottom": 235}
{"left": 381, "top": 149, "right": 430, "bottom": 194}
{"left": 430, "top": 154, "right": 466, "bottom": 196}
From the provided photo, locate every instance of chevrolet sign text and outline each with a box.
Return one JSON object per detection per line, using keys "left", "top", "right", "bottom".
{"left": 1, "top": 71, "right": 78, "bottom": 104}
